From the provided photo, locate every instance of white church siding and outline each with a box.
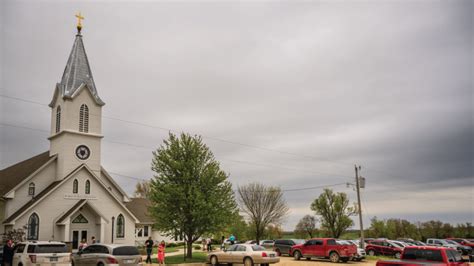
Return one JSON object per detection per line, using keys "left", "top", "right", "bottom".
{"left": 5, "top": 158, "right": 57, "bottom": 218}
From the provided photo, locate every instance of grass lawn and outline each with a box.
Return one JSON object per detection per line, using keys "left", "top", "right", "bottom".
{"left": 165, "top": 246, "right": 182, "bottom": 253}
{"left": 152, "top": 252, "right": 208, "bottom": 264}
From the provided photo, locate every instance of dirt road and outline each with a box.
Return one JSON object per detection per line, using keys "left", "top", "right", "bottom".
{"left": 275, "top": 256, "right": 375, "bottom": 266}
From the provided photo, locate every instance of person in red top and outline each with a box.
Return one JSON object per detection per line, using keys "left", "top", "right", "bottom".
{"left": 157, "top": 240, "right": 165, "bottom": 266}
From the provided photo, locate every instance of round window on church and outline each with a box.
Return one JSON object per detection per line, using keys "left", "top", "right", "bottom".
{"left": 75, "top": 145, "right": 90, "bottom": 160}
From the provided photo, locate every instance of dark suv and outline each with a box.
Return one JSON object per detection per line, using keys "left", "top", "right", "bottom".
{"left": 273, "top": 239, "right": 305, "bottom": 256}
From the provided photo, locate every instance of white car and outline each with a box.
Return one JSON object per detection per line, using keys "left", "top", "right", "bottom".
{"left": 12, "top": 241, "right": 71, "bottom": 266}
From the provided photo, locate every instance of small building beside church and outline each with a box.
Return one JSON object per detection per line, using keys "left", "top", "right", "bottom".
{"left": 0, "top": 23, "right": 170, "bottom": 247}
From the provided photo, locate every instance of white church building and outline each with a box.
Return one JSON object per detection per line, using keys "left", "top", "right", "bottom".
{"left": 0, "top": 23, "right": 168, "bottom": 248}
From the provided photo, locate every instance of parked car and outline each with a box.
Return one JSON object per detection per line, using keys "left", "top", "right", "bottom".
{"left": 208, "top": 244, "right": 279, "bottom": 266}
{"left": 289, "top": 238, "right": 357, "bottom": 263}
{"left": 414, "top": 241, "right": 428, "bottom": 246}
{"left": 375, "top": 246, "right": 470, "bottom": 266}
{"left": 337, "top": 240, "right": 366, "bottom": 261}
{"left": 396, "top": 238, "right": 417, "bottom": 245}
{"left": 273, "top": 239, "right": 305, "bottom": 256}
{"left": 444, "top": 240, "right": 472, "bottom": 255}
{"left": 388, "top": 240, "right": 409, "bottom": 248}
{"left": 426, "top": 239, "right": 460, "bottom": 250}
{"left": 12, "top": 241, "right": 71, "bottom": 266}
{"left": 447, "top": 238, "right": 474, "bottom": 248}
{"left": 245, "top": 240, "right": 257, "bottom": 245}
{"left": 71, "top": 244, "right": 142, "bottom": 266}
{"left": 365, "top": 240, "right": 404, "bottom": 258}
{"left": 259, "top": 240, "right": 275, "bottom": 248}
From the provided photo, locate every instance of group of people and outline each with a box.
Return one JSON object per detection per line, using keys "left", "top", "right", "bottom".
{"left": 145, "top": 237, "right": 166, "bottom": 265}
{"left": 78, "top": 236, "right": 97, "bottom": 251}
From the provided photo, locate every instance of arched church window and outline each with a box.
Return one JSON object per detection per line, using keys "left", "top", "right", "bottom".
{"left": 79, "top": 104, "right": 89, "bottom": 133}
{"left": 56, "top": 106, "right": 61, "bottom": 133}
{"left": 85, "top": 180, "right": 90, "bottom": 194}
{"left": 73, "top": 179, "right": 78, "bottom": 194}
{"left": 28, "top": 182, "right": 35, "bottom": 196}
{"left": 116, "top": 214, "right": 125, "bottom": 238}
{"left": 27, "top": 213, "right": 39, "bottom": 240}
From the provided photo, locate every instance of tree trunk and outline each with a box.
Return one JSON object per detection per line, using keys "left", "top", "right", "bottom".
{"left": 187, "top": 240, "right": 193, "bottom": 258}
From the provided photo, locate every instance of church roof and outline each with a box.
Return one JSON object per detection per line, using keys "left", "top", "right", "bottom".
{"left": 55, "top": 32, "right": 104, "bottom": 106}
{"left": 3, "top": 180, "right": 62, "bottom": 224}
{"left": 125, "top": 198, "right": 154, "bottom": 224}
{"left": 0, "top": 151, "right": 53, "bottom": 196}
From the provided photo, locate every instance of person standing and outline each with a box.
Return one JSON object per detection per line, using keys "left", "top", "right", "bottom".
{"left": 78, "top": 239, "right": 88, "bottom": 251}
{"left": 145, "top": 236, "right": 154, "bottom": 264}
{"left": 157, "top": 240, "right": 165, "bottom": 266}
{"left": 2, "top": 239, "right": 14, "bottom": 266}
{"left": 202, "top": 238, "right": 207, "bottom": 251}
{"left": 221, "top": 236, "right": 225, "bottom": 250}
{"left": 91, "top": 236, "right": 96, "bottom": 244}
{"left": 229, "top": 234, "right": 236, "bottom": 245}
{"left": 207, "top": 238, "right": 212, "bottom": 252}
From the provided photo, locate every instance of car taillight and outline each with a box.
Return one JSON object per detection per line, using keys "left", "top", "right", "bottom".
{"left": 29, "top": 255, "right": 37, "bottom": 263}
{"left": 262, "top": 252, "right": 268, "bottom": 257}
{"left": 107, "top": 257, "right": 118, "bottom": 264}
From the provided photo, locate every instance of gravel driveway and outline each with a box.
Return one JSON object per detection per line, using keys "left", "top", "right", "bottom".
{"left": 275, "top": 256, "right": 375, "bottom": 266}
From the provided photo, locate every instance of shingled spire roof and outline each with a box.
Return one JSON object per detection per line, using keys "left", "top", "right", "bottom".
{"left": 55, "top": 31, "right": 105, "bottom": 106}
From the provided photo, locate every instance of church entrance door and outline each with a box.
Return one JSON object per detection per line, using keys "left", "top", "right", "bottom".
{"left": 72, "top": 230, "right": 88, "bottom": 249}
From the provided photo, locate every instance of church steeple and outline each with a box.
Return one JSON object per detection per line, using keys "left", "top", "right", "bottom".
{"left": 57, "top": 27, "right": 104, "bottom": 106}
{"left": 48, "top": 14, "right": 104, "bottom": 179}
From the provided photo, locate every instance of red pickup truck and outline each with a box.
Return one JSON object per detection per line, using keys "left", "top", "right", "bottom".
{"left": 376, "top": 246, "right": 471, "bottom": 266}
{"left": 289, "top": 238, "right": 357, "bottom": 263}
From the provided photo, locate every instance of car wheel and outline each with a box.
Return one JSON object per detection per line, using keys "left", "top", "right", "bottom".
{"left": 329, "top": 252, "right": 340, "bottom": 263}
{"left": 228, "top": 263, "right": 233, "bottom": 266}
{"left": 244, "top": 257, "right": 254, "bottom": 266}
{"left": 306, "top": 257, "right": 311, "bottom": 260}
{"left": 210, "top": 255, "right": 219, "bottom": 266}
{"left": 394, "top": 252, "right": 401, "bottom": 259}
{"left": 293, "top": 250, "right": 302, "bottom": 260}
{"left": 368, "top": 250, "right": 375, "bottom": 256}
{"left": 98, "top": 263, "right": 104, "bottom": 266}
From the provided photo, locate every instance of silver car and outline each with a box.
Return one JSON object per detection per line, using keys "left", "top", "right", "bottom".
{"left": 208, "top": 244, "right": 279, "bottom": 266}
{"left": 71, "top": 244, "right": 142, "bottom": 266}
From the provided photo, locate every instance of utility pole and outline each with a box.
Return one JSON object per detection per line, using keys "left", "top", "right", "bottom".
{"left": 355, "top": 165, "right": 365, "bottom": 249}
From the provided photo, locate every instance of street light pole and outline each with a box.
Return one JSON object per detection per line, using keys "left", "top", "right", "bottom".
{"left": 355, "top": 165, "right": 365, "bottom": 249}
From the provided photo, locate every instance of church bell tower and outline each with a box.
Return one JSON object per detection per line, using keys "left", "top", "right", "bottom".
{"left": 48, "top": 14, "right": 105, "bottom": 179}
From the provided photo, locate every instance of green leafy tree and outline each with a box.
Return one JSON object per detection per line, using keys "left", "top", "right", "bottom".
{"left": 149, "top": 133, "right": 237, "bottom": 258}
{"left": 310, "top": 189, "right": 356, "bottom": 238}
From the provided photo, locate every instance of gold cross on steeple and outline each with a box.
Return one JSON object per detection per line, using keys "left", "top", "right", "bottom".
{"left": 75, "top": 12, "right": 84, "bottom": 27}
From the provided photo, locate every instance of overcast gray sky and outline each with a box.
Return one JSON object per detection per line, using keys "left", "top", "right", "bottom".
{"left": 1, "top": 0, "right": 473, "bottom": 231}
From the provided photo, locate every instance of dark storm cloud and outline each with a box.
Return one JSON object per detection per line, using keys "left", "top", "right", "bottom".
{"left": 1, "top": 0, "right": 472, "bottom": 229}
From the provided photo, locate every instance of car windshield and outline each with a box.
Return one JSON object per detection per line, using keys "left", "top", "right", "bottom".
{"left": 251, "top": 245, "right": 266, "bottom": 251}
{"left": 29, "top": 244, "right": 68, "bottom": 253}
{"left": 112, "top": 246, "right": 139, "bottom": 256}
{"left": 438, "top": 240, "right": 450, "bottom": 245}
{"left": 336, "top": 240, "right": 351, "bottom": 245}
{"left": 445, "top": 240, "right": 458, "bottom": 245}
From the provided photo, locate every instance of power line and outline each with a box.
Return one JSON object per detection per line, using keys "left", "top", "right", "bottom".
{"left": 0, "top": 122, "right": 352, "bottom": 184}
{"left": 0, "top": 93, "right": 356, "bottom": 169}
